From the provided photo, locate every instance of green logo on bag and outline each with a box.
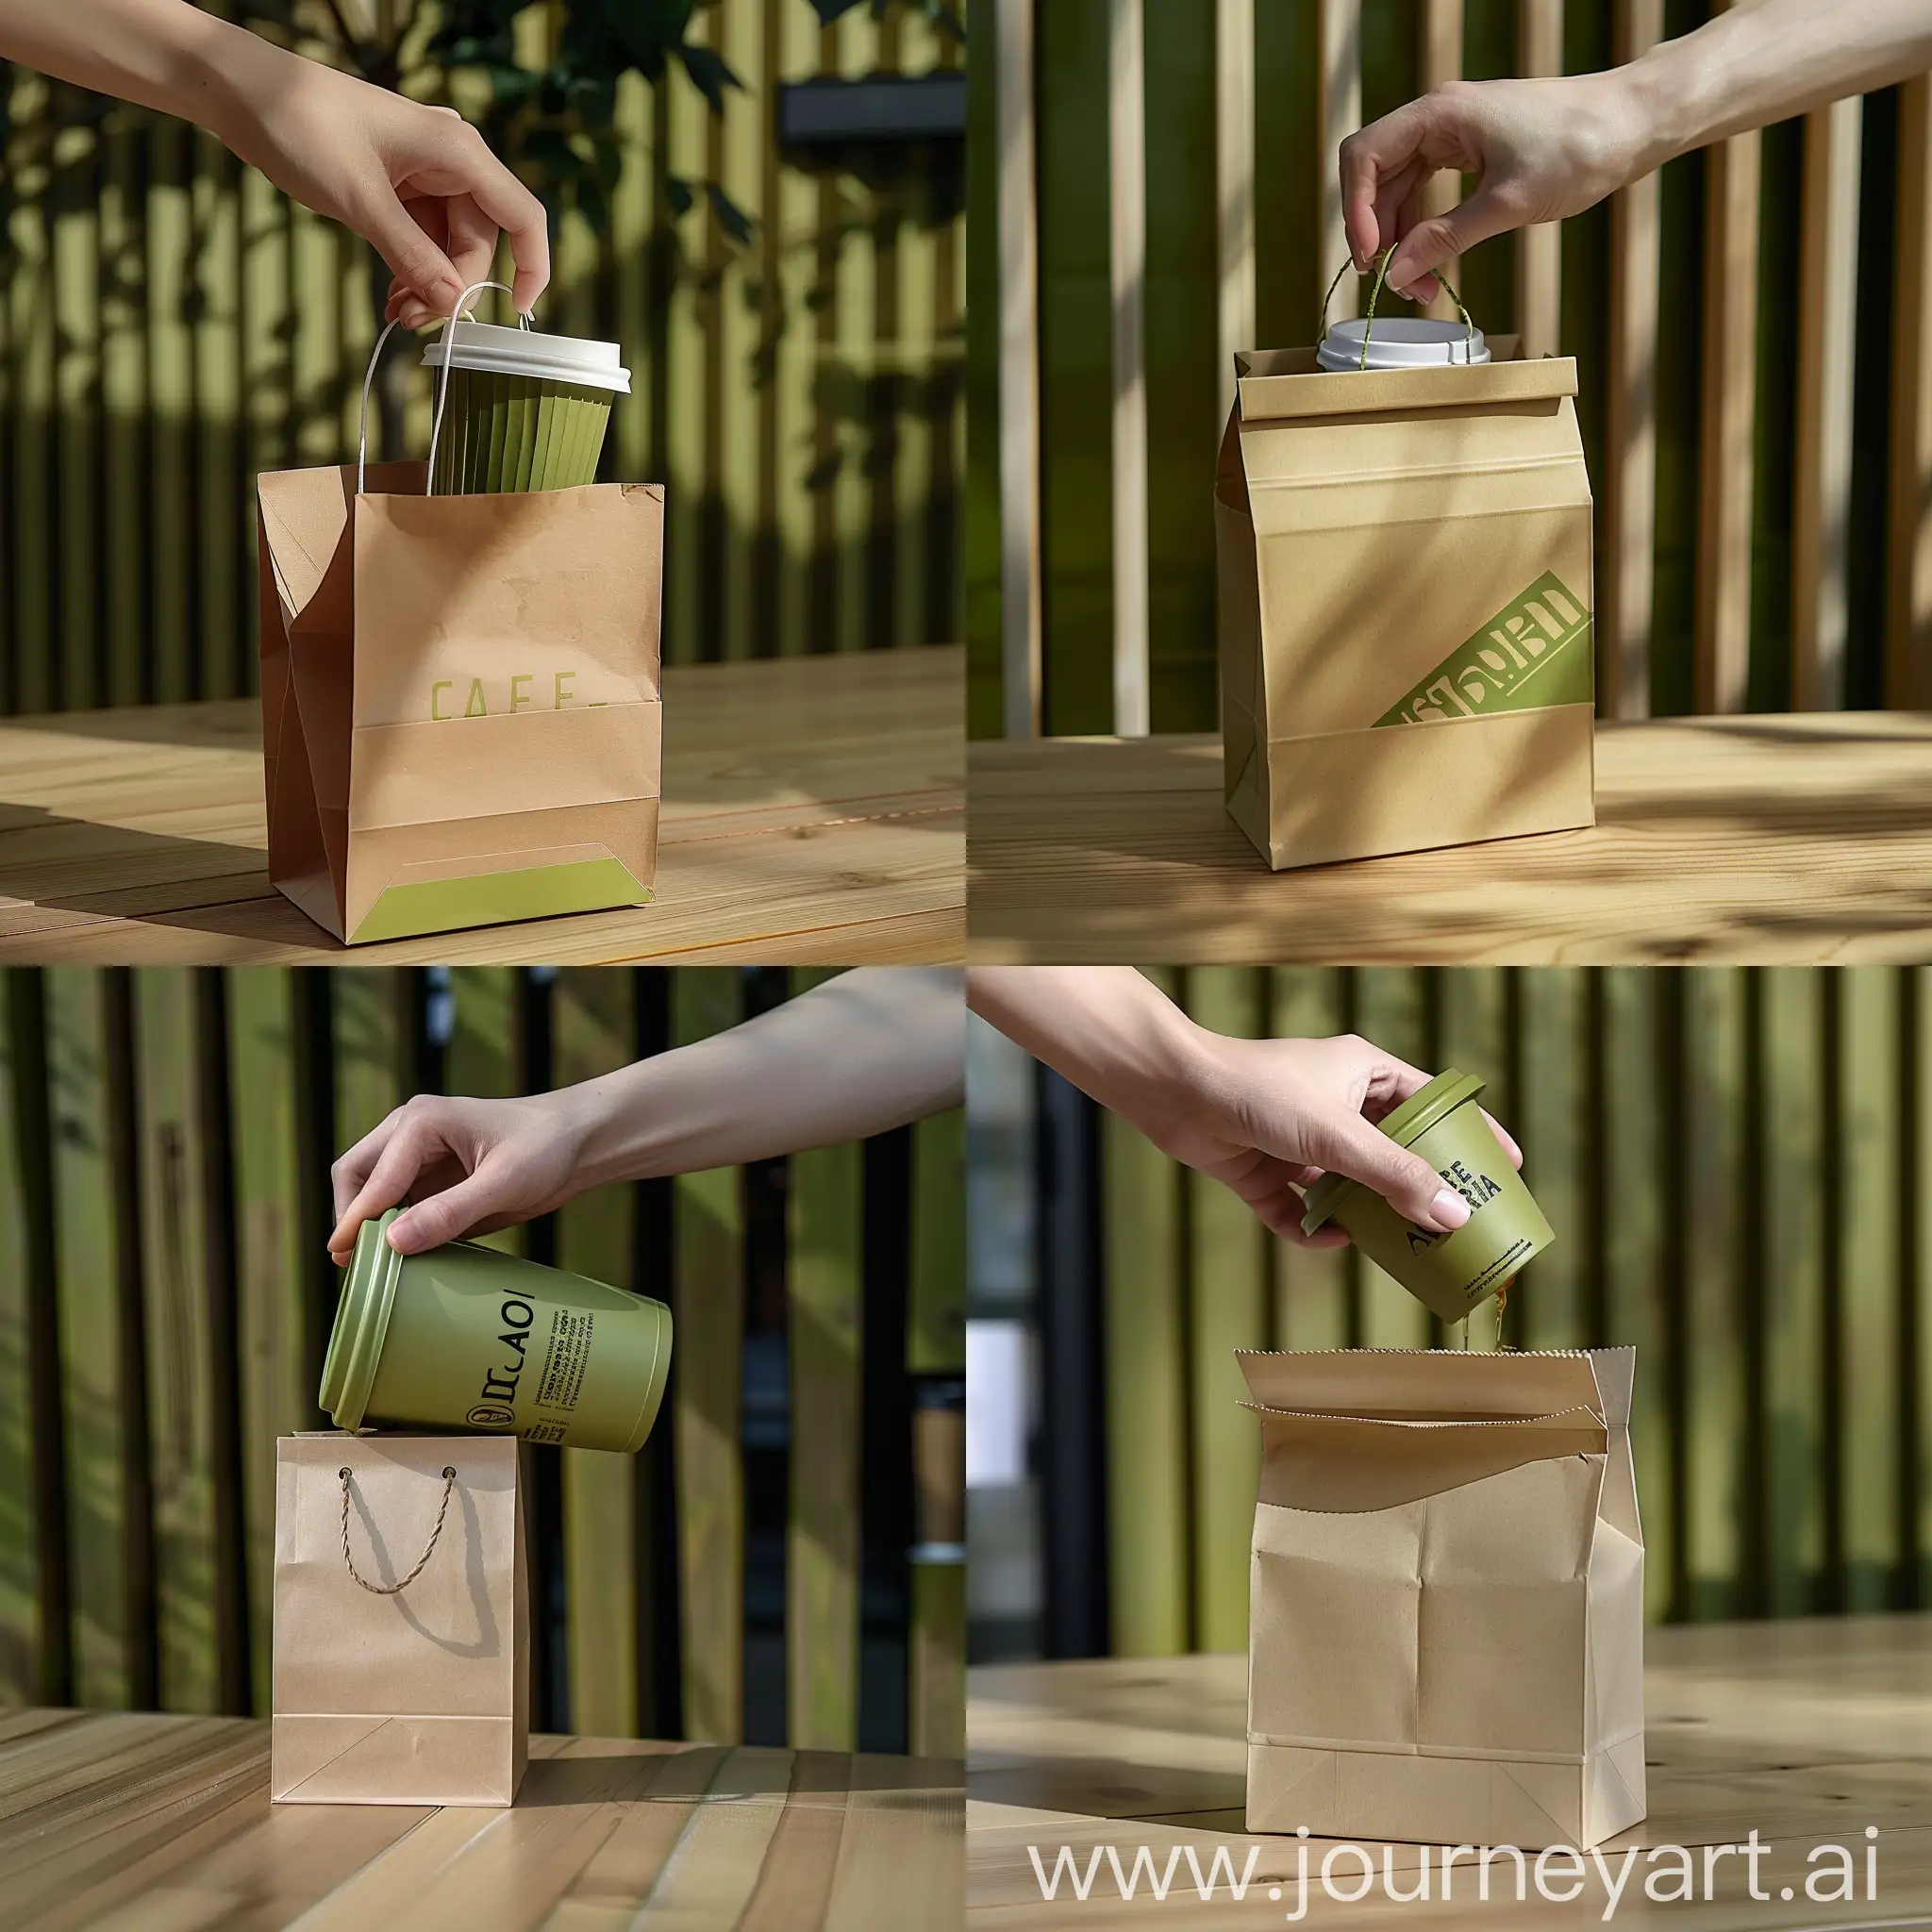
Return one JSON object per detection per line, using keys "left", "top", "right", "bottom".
{"left": 1375, "top": 570, "right": 1592, "bottom": 726}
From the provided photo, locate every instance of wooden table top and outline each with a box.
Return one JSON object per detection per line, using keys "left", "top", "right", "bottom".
{"left": 969, "top": 712, "right": 1932, "bottom": 963}
{"left": 0, "top": 1707, "right": 962, "bottom": 1929}
{"left": 0, "top": 647, "right": 963, "bottom": 965}
{"left": 969, "top": 1616, "right": 1932, "bottom": 1927}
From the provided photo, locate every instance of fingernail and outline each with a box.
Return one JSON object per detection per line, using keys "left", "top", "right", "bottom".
{"left": 386, "top": 1220, "right": 408, "bottom": 1251}
{"left": 1430, "top": 1188, "right": 1471, "bottom": 1230}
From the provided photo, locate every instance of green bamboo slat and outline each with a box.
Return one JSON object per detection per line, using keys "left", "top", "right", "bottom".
{"left": 611, "top": 71, "right": 653, "bottom": 489}
{"left": 1178, "top": 969, "right": 1266, "bottom": 1654}
{"left": 1512, "top": 968, "right": 1587, "bottom": 1350}
{"left": 46, "top": 972, "right": 131, "bottom": 1706}
{"left": 1102, "top": 968, "right": 1188, "bottom": 1655}
{"left": 445, "top": 970, "right": 519, "bottom": 1257}
{"left": 291, "top": 201, "right": 339, "bottom": 470}
{"left": 787, "top": 974, "right": 862, "bottom": 1749}
{"left": 132, "top": 971, "right": 217, "bottom": 1713}
{"left": 1347, "top": 969, "right": 1432, "bottom": 1350}
{"left": 1760, "top": 967, "right": 1826, "bottom": 1616}
{"left": 1141, "top": 0, "right": 1219, "bottom": 731}
{"left": 1035, "top": 0, "right": 1114, "bottom": 731}
{"left": 148, "top": 122, "right": 193, "bottom": 702}
{"left": 0, "top": 979, "right": 36, "bottom": 1700}
{"left": 330, "top": 972, "right": 403, "bottom": 1160}
{"left": 54, "top": 131, "right": 100, "bottom": 710}
{"left": 1251, "top": 0, "right": 1321, "bottom": 351}
{"left": 1684, "top": 966, "right": 1747, "bottom": 1620}
{"left": 770, "top": 0, "right": 819, "bottom": 660}
{"left": 963, "top": 0, "right": 1002, "bottom": 728}
{"left": 671, "top": 970, "right": 745, "bottom": 1742}
{"left": 102, "top": 110, "right": 149, "bottom": 707}
{"left": 552, "top": 970, "right": 641, "bottom": 1740}
{"left": 908, "top": 1104, "right": 965, "bottom": 1759}
{"left": 832, "top": 6, "right": 880, "bottom": 658}
{"left": 662, "top": 24, "right": 709, "bottom": 666}
{"left": 714, "top": 0, "right": 760, "bottom": 664}
{"left": 908, "top": 1557, "right": 965, "bottom": 1757}
{"left": 225, "top": 969, "right": 307, "bottom": 1718}
{"left": 908, "top": 1108, "right": 966, "bottom": 1375}
{"left": 895, "top": 8, "right": 945, "bottom": 651}
{"left": 1434, "top": 965, "right": 1511, "bottom": 1353}
{"left": 1267, "top": 969, "right": 1348, "bottom": 1350}
{"left": 194, "top": 134, "right": 242, "bottom": 699}
{"left": 1594, "top": 967, "right": 1673, "bottom": 1620}
{"left": 11, "top": 71, "right": 55, "bottom": 713}
{"left": 1839, "top": 968, "right": 1902, "bottom": 1610}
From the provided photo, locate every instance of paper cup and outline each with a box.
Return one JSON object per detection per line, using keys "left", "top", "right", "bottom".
{"left": 1316, "top": 316, "right": 1491, "bottom": 373}
{"left": 422, "top": 321, "right": 630, "bottom": 493}
{"left": 321, "top": 1208, "right": 671, "bottom": 1453}
{"left": 1299, "top": 1069, "right": 1552, "bottom": 1324}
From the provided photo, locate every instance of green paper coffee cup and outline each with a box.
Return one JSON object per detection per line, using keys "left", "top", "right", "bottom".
{"left": 423, "top": 321, "right": 629, "bottom": 493}
{"left": 321, "top": 1208, "right": 671, "bottom": 1453}
{"left": 1300, "top": 1069, "right": 1552, "bottom": 1324}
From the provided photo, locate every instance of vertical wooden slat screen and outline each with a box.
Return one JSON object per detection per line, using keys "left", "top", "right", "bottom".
{"left": 975, "top": 1, "right": 1932, "bottom": 734}
{"left": 0, "top": 14, "right": 962, "bottom": 718}
{"left": 1078, "top": 967, "right": 1932, "bottom": 1657}
{"left": 0, "top": 968, "right": 961, "bottom": 1759}
{"left": 1110, "top": 0, "right": 1149, "bottom": 738}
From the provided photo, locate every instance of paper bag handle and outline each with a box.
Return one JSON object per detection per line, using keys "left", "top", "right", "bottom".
{"left": 355, "top": 281, "right": 535, "bottom": 496}
{"left": 1318, "top": 245, "right": 1478, "bottom": 370}
{"left": 340, "top": 1462, "right": 458, "bottom": 1595}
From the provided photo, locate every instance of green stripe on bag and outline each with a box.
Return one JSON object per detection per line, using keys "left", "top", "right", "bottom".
{"left": 1376, "top": 570, "right": 1593, "bottom": 727}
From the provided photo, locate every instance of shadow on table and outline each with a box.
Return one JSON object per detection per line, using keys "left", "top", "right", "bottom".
{"left": 969, "top": 1756, "right": 1247, "bottom": 1824}
{"left": 4, "top": 702, "right": 261, "bottom": 753}
{"left": 517, "top": 1749, "right": 963, "bottom": 1808}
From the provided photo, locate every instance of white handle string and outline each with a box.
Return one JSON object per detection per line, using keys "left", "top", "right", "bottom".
{"left": 355, "top": 280, "right": 534, "bottom": 497}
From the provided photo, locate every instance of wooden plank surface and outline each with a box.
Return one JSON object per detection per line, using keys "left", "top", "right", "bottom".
{"left": 969, "top": 1620, "right": 1932, "bottom": 1925}
{"left": 0, "top": 648, "right": 963, "bottom": 966}
{"left": 968, "top": 716, "right": 1932, "bottom": 963}
{"left": 0, "top": 1712, "right": 961, "bottom": 1930}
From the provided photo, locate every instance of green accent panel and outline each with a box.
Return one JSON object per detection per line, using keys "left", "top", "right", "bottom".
{"left": 964, "top": 0, "right": 1003, "bottom": 739}
{"left": 1375, "top": 572, "right": 1593, "bottom": 726}
{"left": 346, "top": 858, "right": 651, "bottom": 946}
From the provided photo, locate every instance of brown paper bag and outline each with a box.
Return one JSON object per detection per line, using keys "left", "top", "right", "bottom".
{"left": 1237, "top": 1347, "right": 1644, "bottom": 1850}
{"left": 272, "top": 1433, "right": 527, "bottom": 1806}
{"left": 1215, "top": 342, "right": 1596, "bottom": 869}
{"left": 256, "top": 462, "right": 663, "bottom": 944}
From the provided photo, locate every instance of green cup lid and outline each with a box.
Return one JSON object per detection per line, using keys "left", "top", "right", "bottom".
{"left": 319, "top": 1208, "right": 406, "bottom": 1430}
{"left": 1299, "top": 1068, "right": 1487, "bottom": 1236}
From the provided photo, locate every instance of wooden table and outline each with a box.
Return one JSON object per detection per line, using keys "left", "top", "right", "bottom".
{"left": 0, "top": 647, "right": 962, "bottom": 964}
{"left": 0, "top": 1707, "right": 962, "bottom": 1929}
{"left": 969, "top": 1617, "right": 1932, "bottom": 1927}
{"left": 970, "top": 712, "right": 1932, "bottom": 962}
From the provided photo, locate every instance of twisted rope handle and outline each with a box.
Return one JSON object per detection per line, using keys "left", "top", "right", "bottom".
{"left": 1318, "top": 245, "right": 1477, "bottom": 369}
{"left": 339, "top": 1463, "right": 458, "bottom": 1596}
{"left": 355, "top": 285, "right": 536, "bottom": 495}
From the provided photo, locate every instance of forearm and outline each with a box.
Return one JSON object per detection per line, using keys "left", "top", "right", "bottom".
{"left": 555, "top": 968, "right": 963, "bottom": 1187}
{"left": 1621, "top": 0, "right": 1932, "bottom": 171}
{"left": 967, "top": 967, "right": 1209, "bottom": 1126}
{"left": 0, "top": 0, "right": 284, "bottom": 143}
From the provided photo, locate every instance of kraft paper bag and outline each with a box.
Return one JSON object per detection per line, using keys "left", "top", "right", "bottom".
{"left": 256, "top": 461, "right": 663, "bottom": 944}
{"left": 1215, "top": 341, "right": 1596, "bottom": 869}
{"left": 1237, "top": 1347, "right": 1644, "bottom": 1851}
{"left": 272, "top": 1433, "right": 527, "bottom": 1807}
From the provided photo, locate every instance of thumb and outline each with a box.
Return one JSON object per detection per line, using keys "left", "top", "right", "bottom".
{"left": 1302, "top": 1111, "right": 1470, "bottom": 1233}
{"left": 357, "top": 187, "right": 464, "bottom": 312}
{"left": 1382, "top": 182, "right": 1520, "bottom": 298}
{"left": 389, "top": 1171, "right": 503, "bottom": 1254}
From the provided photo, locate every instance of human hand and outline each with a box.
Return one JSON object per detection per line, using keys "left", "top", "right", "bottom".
{"left": 1125, "top": 1030, "right": 1524, "bottom": 1247}
{"left": 328, "top": 1091, "right": 591, "bottom": 1264}
{"left": 217, "top": 56, "right": 549, "bottom": 328}
{"left": 1341, "top": 73, "right": 1650, "bottom": 302}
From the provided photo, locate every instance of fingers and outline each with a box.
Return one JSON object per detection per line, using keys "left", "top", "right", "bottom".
{"left": 1301, "top": 1108, "right": 1471, "bottom": 1234}
{"left": 358, "top": 182, "right": 464, "bottom": 316}
{"left": 327, "top": 1101, "right": 451, "bottom": 1263}
{"left": 1340, "top": 102, "right": 1431, "bottom": 268}
{"left": 1381, "top": 181, "right": 1521, "bottom": 297}
{"left": 389, "top": 1168, "right": 505, "bottom": 1254}
{"left": 448, "top": 127, "right": 550, "bottom": 313}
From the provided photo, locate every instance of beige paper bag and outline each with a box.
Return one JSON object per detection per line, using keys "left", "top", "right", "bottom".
{"left": 1237, "top": 1347, "right": 1644, "bottom": 1850}
{"left": 257, "top": 463, "right": 663, "bottom": 944}
{"left": 1215, "top": 343, "right": 1596, "bottom": 869}
{"left": 272, "top": 1433, "right": 527, "bottom": 1807}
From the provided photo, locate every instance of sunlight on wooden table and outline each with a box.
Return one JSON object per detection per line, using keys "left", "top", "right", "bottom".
{"left": 968, "top": 1616, "right": 1932, "bottom": 1927}
{"left": 0, "top": 1712, "right": 962, "bottom": 1928}
{"left": 969, "top": 714, "right": 1932, "bottom": 963}
{"left": 0, "top": 648, "right": 963, "bottom": 965}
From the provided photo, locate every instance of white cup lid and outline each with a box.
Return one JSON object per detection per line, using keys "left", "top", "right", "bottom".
{"left": 1315, "top": 317, "right": 1490, "bottom": 372}
{"left": 422, "top": 320, "right": 632, "bottom": 393}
